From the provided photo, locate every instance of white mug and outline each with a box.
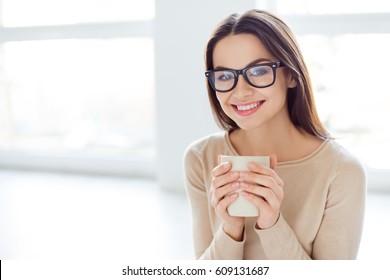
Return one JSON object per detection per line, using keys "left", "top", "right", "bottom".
{"left": 220, "top": 155, "right": 270, "bottom": 217}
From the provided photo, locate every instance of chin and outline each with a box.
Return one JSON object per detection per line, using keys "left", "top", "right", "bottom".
{"left": 235, "top": 120, "right": 266, "bottom": 131}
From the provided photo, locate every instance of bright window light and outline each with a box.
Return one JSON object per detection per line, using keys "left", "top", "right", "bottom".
{"left": 298, "top": 35, "right": 390, "bottom": 169}
{"left": 1, "top": 0, "right": 155, "bottom": 27}
{"left": 275, "top": 0, "right": 390, "bottom": 14}
{"left": 257, "top": 1, "right": 390, "bottom": 172}
{"left": 0, "top": 38, "right": 155, "bottom": 157}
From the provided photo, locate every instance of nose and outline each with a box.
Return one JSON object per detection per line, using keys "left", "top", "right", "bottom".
{"left": 232, "top": 74, "right": 254, "bottom": 97}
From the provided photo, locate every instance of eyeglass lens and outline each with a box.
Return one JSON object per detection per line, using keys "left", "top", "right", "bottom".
{"left": 210, "top": 64, "right": 275, "bottom": 92}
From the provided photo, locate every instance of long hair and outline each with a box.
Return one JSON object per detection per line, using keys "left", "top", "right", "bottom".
{"left": 205, "top": 9, "right": 330, "bottom": 139}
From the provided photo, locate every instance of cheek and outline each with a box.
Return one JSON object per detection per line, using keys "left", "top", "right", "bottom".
{"left": 216, "top": 93, "right": 235, "bottom": 116}
{"left": 216, "top": 93, "right": 229, "bottom": 108}
{"left": 270, "top": 74, "right": 290, "bottom": 104}
{"left": 269, "top": 88, "right": 288, "bottom": 113}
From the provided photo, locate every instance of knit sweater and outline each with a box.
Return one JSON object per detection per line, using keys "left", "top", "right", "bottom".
{"left": 184, "top": 131, "right": 366, "bottom": 260}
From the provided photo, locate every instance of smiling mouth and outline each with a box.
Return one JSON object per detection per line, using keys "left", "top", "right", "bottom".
{"left": 234, "top": 101, "right": 265, "bottom": 111}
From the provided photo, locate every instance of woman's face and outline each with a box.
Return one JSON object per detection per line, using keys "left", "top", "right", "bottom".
{"left": 212, "top": 33, "right": 296, "bottom": 131}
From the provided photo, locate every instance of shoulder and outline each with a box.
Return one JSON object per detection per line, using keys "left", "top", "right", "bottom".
{"left": 184, "top": 131, "right": 227, "bottom": 161}
{"left": 325, "top": 140, "right": 367, "bottom": 192}
{"left": 183, "top": 131, "right": 227, "bottom": 190}
{"left": 183, "top": 131, "right": 229, "bottom": 179}
{"left": 327, "top": 141, "right": 365, "bottom": 176}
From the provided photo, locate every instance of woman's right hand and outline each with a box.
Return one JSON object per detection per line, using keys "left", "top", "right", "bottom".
{"left": 210, "top": 160, "right": 245, "bottom": 241}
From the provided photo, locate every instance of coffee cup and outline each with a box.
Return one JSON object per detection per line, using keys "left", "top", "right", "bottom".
{"left": 220, "top": 155, "right": 270, "bottom": 217}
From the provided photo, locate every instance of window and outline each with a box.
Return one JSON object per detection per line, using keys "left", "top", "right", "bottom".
{"left": 274, "top": 0, "right": 390, "bottom": 14}
{"left": 0, "top": 39, "right": 154, "bottom": 156}
{"left": 298, "top": 34, "right": 390, "bottom": 170}
{"left": 257, "top": 0, "right": 390, "bottom": 188}
{"left": 2, "top": 0, "right": 154, "bottom": 26}
{"left": 0, "top": 1, "right": 156, "bottom": 175}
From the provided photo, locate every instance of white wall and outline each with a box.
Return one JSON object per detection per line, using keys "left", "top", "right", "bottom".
{"left": 155, "top": 0, "right": 256, "bottom": 192}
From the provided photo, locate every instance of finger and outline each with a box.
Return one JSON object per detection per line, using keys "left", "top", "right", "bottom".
{"left": 241, "top": 191, "right": 270, "bottom": 209}
{"left": 210, "top": 182, "right": 240, "bottom": 207}
{"left": 216, "top": 192, "right": 239, "bottom": 216}
{"left": 211, "top": 161, "right": 231, "bottom": 178}
{"left": 270, "top": 154, "right": 277, "bottom": 170}
{"left": 245, "top": 162, "right": 284, "bottom": 188}
{"left": 240, "top": 169, "right": 283, "bottom": 192}
{"left": 211, "top": 170, "right": 240, "bottom": 191}
{"left": 241, "top": 183, "right": 281, "bottom": 207}
{"left": 241, "top": 192, "right": 278, "bottom": 229}
{"left": 241, "top": 191, "right": 273, "bottom": 219}
{"left": 240, "top": 175, "right": 283, "bottom": 200}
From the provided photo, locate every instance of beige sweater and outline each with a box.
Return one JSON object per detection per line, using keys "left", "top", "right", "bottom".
{"left": 184, "top": 132, "right": 366, "bottom": 260}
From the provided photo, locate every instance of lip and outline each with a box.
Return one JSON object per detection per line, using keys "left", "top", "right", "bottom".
{"left": 231, "top": 100, "right": 265, "bottom": 117}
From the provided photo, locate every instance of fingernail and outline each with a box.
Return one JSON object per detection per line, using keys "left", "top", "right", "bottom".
{"left": 223, "top": 162, "right": 230, "bottom": 169}
{"left": 248, "top": 162, "right": 256, "bottom": 169}
{"left": 240, "top": 172, "right": 248, "bottom": 178}
{"left": 230, "top": 172, "right": 238, "bottom": 178}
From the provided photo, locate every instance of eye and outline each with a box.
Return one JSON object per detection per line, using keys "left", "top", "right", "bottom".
{"left": 248, "top": 66, "right": 270, "bottom": 77}
{"left": 215, "top": 71, "right": 235, "bottom": 82}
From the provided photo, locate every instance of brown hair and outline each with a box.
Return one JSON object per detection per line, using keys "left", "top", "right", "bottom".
{"left": 205, "top": 9, "right": 330, "bottom": 139}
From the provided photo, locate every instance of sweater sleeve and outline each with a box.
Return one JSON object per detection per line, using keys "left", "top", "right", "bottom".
{"left": 254, "top": 214, "right": 312, "bottom": 259}
{"left": 311, "top": 156, "right": 366, "bottom": 259}
{"left": 183, "top": 145, "right": 245, "bottom": 260}
{"left": 254, "top": 153, "right": 366, "bottom": 260}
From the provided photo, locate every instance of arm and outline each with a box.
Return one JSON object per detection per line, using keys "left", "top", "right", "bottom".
{"left": 255, "top": 214, "right": 312, "bottom": 259}
{"left": 311, "top": 158, "right": 366, "bottom": 259}
{"left": 238, "top": 158, "right": 312, "bottom": 259}
{"left": 255, "top": 156, "right": 366, "bottom": 260}
{"left": 184, "top": 147, "right": 245, "bottom": 260}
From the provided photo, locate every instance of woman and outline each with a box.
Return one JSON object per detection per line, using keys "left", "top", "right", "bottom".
{"left": 184, "top": 9, "right": 366, "bottom": 260}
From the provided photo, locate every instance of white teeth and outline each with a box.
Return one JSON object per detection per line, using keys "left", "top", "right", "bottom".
{"left": 236, "top": 101, "right": 261, "bottom": 111}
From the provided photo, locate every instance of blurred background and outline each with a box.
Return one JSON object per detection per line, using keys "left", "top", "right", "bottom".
{"left": 0, "top": 0, "right": 389, "bottom": 260}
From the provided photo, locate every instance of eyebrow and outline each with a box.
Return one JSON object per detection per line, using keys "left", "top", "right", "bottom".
{"left": 214, "top": 58, "right": 272, "bottom": 71}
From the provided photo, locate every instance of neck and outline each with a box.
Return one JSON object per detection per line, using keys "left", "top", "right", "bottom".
{"left": 245, "top": 122, "right": 301, "bottom": 154}
{"left": 230, "top": 115, "right": 319, "bottom": 162}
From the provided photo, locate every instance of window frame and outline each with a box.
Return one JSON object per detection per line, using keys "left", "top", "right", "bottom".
{"left": 0, "top": 4, "right": 156, "bottom": 178}
{"left": 259, "top": 0, "right": 390, "bottom": 191}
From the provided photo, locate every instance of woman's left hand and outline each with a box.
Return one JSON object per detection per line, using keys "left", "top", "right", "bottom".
{"left": 239, "top": 155, "right": 284, "bottom": 229}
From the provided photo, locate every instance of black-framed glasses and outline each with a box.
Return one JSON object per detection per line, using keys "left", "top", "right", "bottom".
{"left": 205, "top": 61, "right": 284, "bottom": 92}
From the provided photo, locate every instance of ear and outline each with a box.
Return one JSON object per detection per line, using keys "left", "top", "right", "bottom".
{"left": 288, "top": 77, "right": 297, "bottom": 88}
{"left": 286, "top": 69, "right": 297, "bottom": 88}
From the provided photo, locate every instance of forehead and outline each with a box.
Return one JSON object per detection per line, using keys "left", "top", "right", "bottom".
{"left": 213, "top": 33, "right": 273, "bottom": 69}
